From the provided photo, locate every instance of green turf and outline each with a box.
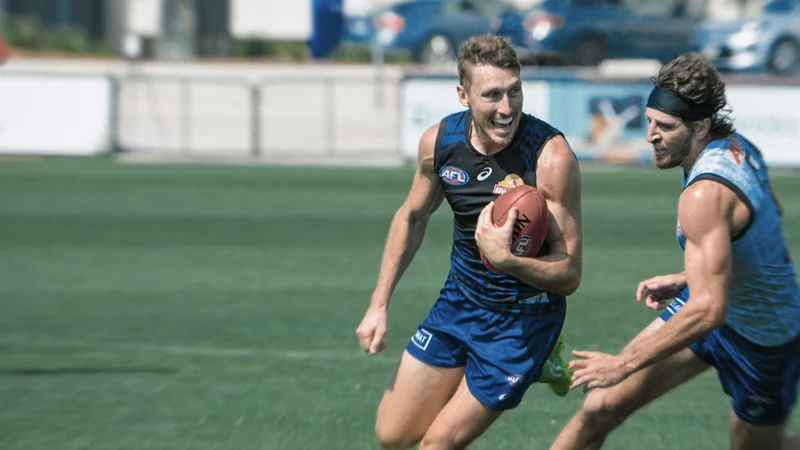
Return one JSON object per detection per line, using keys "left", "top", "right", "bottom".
{"left": 0, "top": 159, "right": 799, "bottom": 450}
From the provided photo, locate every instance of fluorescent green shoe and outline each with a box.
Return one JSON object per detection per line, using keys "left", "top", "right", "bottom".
{"left": 537, "top": 336, "right": 571, "bottom": 397}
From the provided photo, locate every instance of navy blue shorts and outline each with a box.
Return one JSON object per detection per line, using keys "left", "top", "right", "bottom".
{"left": 405, "top": 276, "right": 566, "bottom": 411}
{"left": 661, "top": 287, "right": 800, "bottom": 425}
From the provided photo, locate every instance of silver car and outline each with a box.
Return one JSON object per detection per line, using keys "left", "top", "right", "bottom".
{"left": 691, "top": 0, "right": 800, "bottom": 74}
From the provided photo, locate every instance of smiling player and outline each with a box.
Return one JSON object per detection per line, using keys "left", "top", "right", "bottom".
{"left": 355, "top": 36, "right": 583, "bottom": 449}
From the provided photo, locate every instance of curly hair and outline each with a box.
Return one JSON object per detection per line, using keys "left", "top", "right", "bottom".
{"left": 457, "top": 35, "right": 520, "bottom": 91}
{"left": 652, "top": 53, "right": 736, "bottom": 140}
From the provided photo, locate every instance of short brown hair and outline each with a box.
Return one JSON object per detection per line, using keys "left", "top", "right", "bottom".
{"left": 652, "top": 53, "right": 735, "bottom": 140}
{"left": 457, "top": 35, "right": 521, "bottom": 91}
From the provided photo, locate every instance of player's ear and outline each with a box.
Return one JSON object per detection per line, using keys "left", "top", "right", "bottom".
{"left": 457, "top": 84, "right": 470, "bottom": 109}
{"left": 698, "top": 117, "right": 712, "bottom": 140}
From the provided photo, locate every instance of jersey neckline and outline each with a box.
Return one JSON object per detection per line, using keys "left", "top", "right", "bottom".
{"left": 463, "top": 110, "right": 528, "bottom": 161}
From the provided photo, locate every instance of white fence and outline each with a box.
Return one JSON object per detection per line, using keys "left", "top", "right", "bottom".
{"left": 1, "top": 62, "right": 799, "bottom": 166}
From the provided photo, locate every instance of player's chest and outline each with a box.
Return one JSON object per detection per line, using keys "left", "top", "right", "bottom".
{"left": 438, "top": 155, "right": 535, "bottom": 213}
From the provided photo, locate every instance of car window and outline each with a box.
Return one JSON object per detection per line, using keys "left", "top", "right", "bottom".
{"left": 622, "top": 0, "right": 703, "bottom": 16}
{"left": 572, "top": 0, "right": 622, "bottom": 7}
{"left": 442, "top": 0, "right": 515, "bottom": 15}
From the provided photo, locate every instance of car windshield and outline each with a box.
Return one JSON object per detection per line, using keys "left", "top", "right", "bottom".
{"left": 758, "top": 0, "right": 799, "bottom": 13}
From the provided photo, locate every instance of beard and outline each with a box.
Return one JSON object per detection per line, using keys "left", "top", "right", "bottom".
{"left": 652, "top": 131, "right": 694, "bottom": 170}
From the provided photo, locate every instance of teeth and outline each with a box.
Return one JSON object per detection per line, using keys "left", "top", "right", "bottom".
{"left": 494, "top": 117, "right": 513, "bottom": 125}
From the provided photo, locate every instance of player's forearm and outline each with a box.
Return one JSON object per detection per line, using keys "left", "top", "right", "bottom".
{"left": 500, "top": 252, "right": 581, "bottom": 296}
{"left": 619, "top": 297, "right": 723, "bottom": 373}
{"left": 371, "top": 212, "right": 429, "bottom": 308}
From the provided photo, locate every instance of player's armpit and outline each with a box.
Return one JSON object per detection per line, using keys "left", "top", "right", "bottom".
{"left": 502, "top": 135, "right": 583, "bottom": 296}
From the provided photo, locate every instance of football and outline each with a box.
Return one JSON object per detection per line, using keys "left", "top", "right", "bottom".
{"left": 480, "top": 185, "right": 549, "bottom": 273}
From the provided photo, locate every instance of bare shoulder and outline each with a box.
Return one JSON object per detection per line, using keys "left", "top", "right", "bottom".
{"left": 536, "top": 134, "right": 581, "bottom": 200}
{"left": 678, "top": 180, "right": 739, "bottom": 233}
{"left": 417, "top": 123, "right": 440, "bottom": 174}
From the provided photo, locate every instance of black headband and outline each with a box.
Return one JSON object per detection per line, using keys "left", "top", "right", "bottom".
{"left": 646, "top": 87, "right": 716, "bottom": 120}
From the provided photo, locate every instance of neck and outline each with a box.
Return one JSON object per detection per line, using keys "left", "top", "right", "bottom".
{"left": 681, "top": 136, "right": 713, "bottom": 175}
{"left": 468, "top": 119, "right": 505, "bottom": 156}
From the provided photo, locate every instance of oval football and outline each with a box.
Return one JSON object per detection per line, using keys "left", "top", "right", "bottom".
{"left": 480, "top": 185, "right": 549, "bottom": 273}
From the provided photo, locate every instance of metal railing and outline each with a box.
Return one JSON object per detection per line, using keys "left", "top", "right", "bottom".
{"left": 113, "top": 73, "right": 404, "bottom": 161}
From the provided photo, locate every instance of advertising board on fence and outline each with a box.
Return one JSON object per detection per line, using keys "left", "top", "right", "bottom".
{"left": 401, "top": 76, "right": 800, "bottom": 167}
{"left": 0, "top": 74, "right": 113, "bottom": 156}
{"left": 400, "top": 76, "right": 549, "bottom": 160}
{"left": 726, "top": 86, "right": 800, "bottom": 167}
{"left": 547, "top": 80, "right": 653, "bottom": 163}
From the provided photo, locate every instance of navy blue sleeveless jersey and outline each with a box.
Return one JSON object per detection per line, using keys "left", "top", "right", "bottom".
{"left": 433, "top": 110, "right": 567, "bottom": 306}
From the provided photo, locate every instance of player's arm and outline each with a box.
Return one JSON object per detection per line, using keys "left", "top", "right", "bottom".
{"left": 617, "top": 180, "right": 735, "bottom": 373}
{"left": 369, "top": 124, "right": 445, "bottom": 309}
{"left": 498, "top": 135, "right": 583, "bottom": 296}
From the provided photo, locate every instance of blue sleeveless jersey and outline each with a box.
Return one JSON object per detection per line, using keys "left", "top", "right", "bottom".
{"left": 434, "top": 110, "right": 566, "bottom": 306}
{"left": 678, "top": 133, "right": 800, "bottom": 346}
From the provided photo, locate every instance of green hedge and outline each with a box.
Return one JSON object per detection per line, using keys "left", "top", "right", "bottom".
{"left": 0, "top": 16, "right": 114, "bottom": 55}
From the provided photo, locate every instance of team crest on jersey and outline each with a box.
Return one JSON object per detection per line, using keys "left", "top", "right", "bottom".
{"left": 440, "top": 165, "right": 469, "bottom": 186}
{"left": 726, "top": 138, "right": 744, "bottom": 165}
{"left": 493, "top": 174, "right": 525, "bottom": 194}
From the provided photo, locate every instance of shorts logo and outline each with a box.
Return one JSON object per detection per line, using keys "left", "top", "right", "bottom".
{"left": 493, "top": 174, "right": 524, "bottom": 194}
{"left": 506, "top": 374, "right": 525, "bottom": 386}
{"left": 518, "top": 292, "right": 550, "bottom": 305}
{"left": 513, "top": 236, "right": 531, "bottom": 256}
{"left": 746, "top": 394, "right": 775, "bottom": 418}
{"left": 440, "top": 166, "right": 469, "bottom": 186}
{"left": 411, "top": 328, "right": 433, "bottom": 351}
{"left": 477, "top": 167, "right": 493, "bottom": 181}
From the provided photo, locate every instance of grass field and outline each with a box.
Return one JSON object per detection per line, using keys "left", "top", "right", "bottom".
{"left": 1, "top": 159, "right": 799, "bottom": 450}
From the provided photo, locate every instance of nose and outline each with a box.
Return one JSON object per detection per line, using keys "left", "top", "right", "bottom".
{"left": 497, "top": 94, "right": 512, "bottom": 116}
{"left": 645, "top": 121, "right": 659, "bottom": 144}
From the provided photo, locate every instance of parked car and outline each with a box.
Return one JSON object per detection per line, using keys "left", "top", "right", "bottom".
{"left": 343, "top": 0, "right": 511, "bottom": 64}
{"left": 499, "top": 0, "right": 704, "bottom": 66}
{"left": 344, "top": 0, "right": 702, "bottom": 66}
{"left": 691, "top": 0, "right": 800, "bottom": 74}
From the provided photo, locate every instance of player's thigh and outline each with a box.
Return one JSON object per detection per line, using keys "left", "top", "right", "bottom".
{"left": 584, "top": 318, "right": 711, "bottom": 420}
{"left": 729, "top": 410, "right": 787, "bottom": 450}
{"left": 419, "top": 377, "right": 503, "bottom": 450}
{"left": 375, "top": 350, "right": 464, "bottom": 448}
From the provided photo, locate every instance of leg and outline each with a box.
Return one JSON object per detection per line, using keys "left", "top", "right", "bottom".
{"left": 418, "top": 378, "right": 503, "bottom": 450}
{"left": 700, "top": 326, "right": 800, "bottom": 450}
{"left": 730, "top": 410, "right": 787, "bottom": 450}
{"left": 375, "top": 351, "right": 464, "bottom": 449}
{"left": 550, "top": 318, "right": 711, "bottom": 450}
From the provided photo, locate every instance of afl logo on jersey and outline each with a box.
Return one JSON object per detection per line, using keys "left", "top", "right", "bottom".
{"left": 440, "top": 165, "right": 469, "bottom": 186}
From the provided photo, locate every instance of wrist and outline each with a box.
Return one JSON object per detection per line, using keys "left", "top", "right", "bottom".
{"left": 619, "top": 352, "right": 639, "bottom": 375}
{"left": 492, "top": 251, "right": 516, "bottom": 272}
{"left": 370, "top": 292, "right": 391, "bottom": 310}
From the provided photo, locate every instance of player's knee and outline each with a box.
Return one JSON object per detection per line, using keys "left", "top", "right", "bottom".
{"left": 374, "top": 421, "right": 423, "bottom": 450}
{"left": 580, "top": 388, "right": 629, "bottom": 431}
